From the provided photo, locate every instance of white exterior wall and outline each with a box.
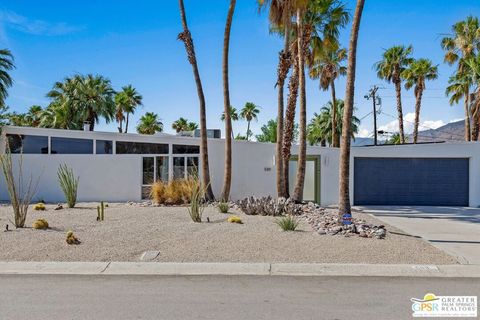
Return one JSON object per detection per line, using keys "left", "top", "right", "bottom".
{"left": 0, "top": 126, "right": 340, "bottom": 206}
{"left": 2, "top": 126, "right": 478, "bottom": 207}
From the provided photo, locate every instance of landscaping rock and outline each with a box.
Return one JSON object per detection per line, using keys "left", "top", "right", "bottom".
{"left": 54, "top": 204, "right": 63, "bottom": 211}
{"left": 302, "top": 207, "right": 387, "bottom": 239}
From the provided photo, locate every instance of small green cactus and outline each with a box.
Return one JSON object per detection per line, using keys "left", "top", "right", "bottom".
{"left": 97, "top": 201, "right": 106, "bottom": 221}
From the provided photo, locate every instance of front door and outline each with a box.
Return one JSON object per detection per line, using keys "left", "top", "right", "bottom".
{"left": 288, "top": 156, "right": 321, "bottom": 203}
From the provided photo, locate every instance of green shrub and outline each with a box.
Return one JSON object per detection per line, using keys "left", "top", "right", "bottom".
{"left": 57, "top": 164, "right": 79, "bottom": 208}
{"left": 227, "top": 215, "right": 242, "bottom": 224}
{"left": 33, "top": 203, "right": 46, "bottom": 211}
{"left": 187, "top": 177, "right": 204, "bottom": 223}
{"left": 276, "top": 216, "right": 299, "bottom": 231}
{"left": 32, "top": 218, "right": 49, "bottom": 229}
{"left": 66, "top": 230, "right": 81, "bottom": 245}
{"left": 218, "top": 201, "right": 230, "bottom": 214}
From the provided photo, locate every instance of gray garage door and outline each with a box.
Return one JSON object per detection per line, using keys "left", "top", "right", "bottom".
{"left": 354, "top": 158, "right": 469, "bottom": 206}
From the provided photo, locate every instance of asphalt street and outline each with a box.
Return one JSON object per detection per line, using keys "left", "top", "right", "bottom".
{"left": 0, "top": 275, "right": 479, "bottom": 319}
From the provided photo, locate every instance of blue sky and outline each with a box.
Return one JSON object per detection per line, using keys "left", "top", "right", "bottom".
{"left": 0, "top": 1, "right": 479, "bottom": 138}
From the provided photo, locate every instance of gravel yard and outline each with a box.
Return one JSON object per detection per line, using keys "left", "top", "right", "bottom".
{"left": 0, "top": 203, "right": 457, "bottom": 264}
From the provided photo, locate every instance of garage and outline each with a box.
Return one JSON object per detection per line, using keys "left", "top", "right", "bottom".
{"left": 353, "top": 157, "right": 469, "bottom": 206}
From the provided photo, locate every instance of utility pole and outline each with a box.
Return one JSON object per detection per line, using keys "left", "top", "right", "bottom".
{"left": 364, "top": 86, "right": 379, "bottom": 145}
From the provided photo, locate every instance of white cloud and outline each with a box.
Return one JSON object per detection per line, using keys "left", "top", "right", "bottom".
{"left": 356, "top": 127, "right": 371, "bottom": 138}
{"left": 378, "top": 112, "right": 445, "bottom": 134}
{"left": 0, "top": 10, "right": 84, "bottom": 36}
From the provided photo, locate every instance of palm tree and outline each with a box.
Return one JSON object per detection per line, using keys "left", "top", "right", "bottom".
{"left": 221, "top": 0, "right": 236, "bottom": 202}
{"left": 464, "top": 55, "right": 480, "bottom": 140}
{"left": 402, "top": 58, "right": 439, "bottom": 143}
{"left": 114, "top": 92, "right": 127, "bottom": 133}
{"left": 240, "top": 102, "right": 260, "bottom": 140}
{"left": 172, "top": 117, "right": 189, "bottom": 133}
{"left": 338, "top": 0, "right": 365, "bottom": 218}
{"left": 24, "top": 105, "right": 44, "bottom": 127}
{"left": 441, "top": 16, "right": 480, "bottom": 140}
{"left": 446, "top": 72, "right": 472, "bottom": 140}
{"left": 77, "top": 75, "right": 116, "bottom": 131}
{"left": 307, "top": 99, "right": 359, "bottom": 146}
{"left": 309, "top": 45, "right": 347, "bottom": 147}
{"left": 0, "top": 49, "right": 15, "bottom": 106}
{"left": 290, "top": 2, "right": 312, "bottom": 202}
{"left": 220, "top": 105, "right": 239, "bottom": 138}
{"left": 258, "top": 0, "right": 295, "bottom": 198}
{"left": 136, "top": 112, "right": 163, "bottom": 135}
{"left": 374, "top": 45, "right": 414, "bottom": 144}
{"left": 178, "top": 0, "right": 214, "bottom": 200}
{"left": 47, "top": 76, "right": 83, "bottom": 129}
{"left": 118, "top": 85, "right": 142, "bottom": 133}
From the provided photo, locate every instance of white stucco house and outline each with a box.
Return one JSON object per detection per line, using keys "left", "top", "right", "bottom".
{"left": 1, "top": 125, "right": 479, "bottom": 207}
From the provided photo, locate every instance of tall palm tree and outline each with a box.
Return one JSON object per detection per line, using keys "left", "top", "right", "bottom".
{"left": 446, "top": 72, "right": 472, "bottom": 140}
{"left": 77, "top": 75, "right": 116, "bottom": 131}
{"left": 307, "top": 99, "right": 359, "bottom": 146}
{"left": 258, "top": 0, "right": 295, "bottom": 198}
{"left": 338, "top": 0, "right": 365, "bottom": 218}
{"left": 291, "top": 3, "right": 309, "bottom": 202}
{"left": 0, "top": 49, "right": 15, "bottom": 106}
{"left": 178, "top": 0, "right": 214, "bottom": 200}
{"left": 118, "top": 85, "right": 142, "bottom": 133}
{"left": 402, "top": 58, "right": 439, "bottom": 144}
{"left": 240, "top": 102, "right": 260, "bottom": 140}
{"left": 374, "top": 45, "right": 414, "bottom": 144}
{"left": 221, "top": 0, "right": 236, "bottom": 202}
{"left": 309, "top": 45, "right": 347, "bottom": 147}
{"left": 464, "top": 55, "right": 480, "bottom": 140}
{"left": 441, "top": 16, "right": 480, "bottom": 140}
{"left": 136, "top": 112, "right": 163, "bottom": 135}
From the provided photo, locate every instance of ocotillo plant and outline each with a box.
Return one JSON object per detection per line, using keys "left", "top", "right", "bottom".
{"left": 57, "top": 164, "right": 79, "bottom": 208}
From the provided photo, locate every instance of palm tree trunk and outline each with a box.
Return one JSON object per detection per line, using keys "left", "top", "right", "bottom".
{"left": 282, "top": 46, "right": 300, "bottom": 198}
{"left": 125, "top": 113, "right": 130, "bottom": 133}
{"left": 221, "top": 0, "right": 236, "bottom": 201}
{"left": 117, "top": 118, "right": 123, "bottom": 133}
{"left": 178, "top": 0, "right": 215, "bottom": 200}
{"left": 465, "top": 87, "right": 471, "bottom": 141}
{"left": 330, "top": 81, "right": 338, "bottom": 147}
{"left": 292, "top": 9, "right": 307, "bottom": 202}
{"left": 394, "top": 80, "right": 405, "bottom": 143}
{"left": 413, "top": 88, "right": 423, "bottom": 144}
{"left": 88, "top": 110, "right": 95, "bottom": 131}
{"left": 276, "top": 26, "right": 290, "bottom": 198}
{"left": 338, "top": 0, "right": 365, "bottom": 217}
{"left": 246, "top": 120, "right": 251, "bottom": 140}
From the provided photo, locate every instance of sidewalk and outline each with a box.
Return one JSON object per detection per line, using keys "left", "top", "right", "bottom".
{"left": 0, "top": 262, "right": 479, "bottom": 277}
{"left": 359, "top": 206, "right": 480, "bottom": 264}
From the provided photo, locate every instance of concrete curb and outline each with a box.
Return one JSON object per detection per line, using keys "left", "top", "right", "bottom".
{"left": 0, "top": 262, "right": 479, "bottom": 277}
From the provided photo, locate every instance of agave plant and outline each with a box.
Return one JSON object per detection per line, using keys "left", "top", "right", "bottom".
{"left": 57, "top": 164, "right": 79, "bottom": 208}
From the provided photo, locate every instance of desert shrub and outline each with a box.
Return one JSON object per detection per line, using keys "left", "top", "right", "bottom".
{"left": 33, "top": 203, "right": 46, "bottom": 211}
{"left": 187, "top": 177, "right": 204, "bottom": 223}
{"left": 150, "top": 179, "right": 196, "bottom": 205}
{"left": 0, "top": 149, "right": 39, "bottom": 228}
{"left": 32, "top": 218, "right": 49, "bottom": 229}
{"left": 218, "top": 201, "right": 230, "bottom": 213}
{"left": 227, "top": 215, "right": 243, "bottom": 224}
{"left": 57, "top": 164, "right": 79, "bottom": 208}
{"left": 237, "top": 196, "right": 303, "bottom": 216}
{"left": 276, "top": 216, "right": 299, "bottom": 231}
{"left": 66, "top": 230, "right": 81, "bottom": 245}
